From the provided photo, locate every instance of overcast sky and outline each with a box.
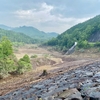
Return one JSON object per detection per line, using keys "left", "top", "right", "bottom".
{"left": 0, "top": 0, "right": 100, "bottom": 33}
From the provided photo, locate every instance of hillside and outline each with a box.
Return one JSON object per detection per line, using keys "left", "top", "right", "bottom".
{"left": 0, "top": 24, "right": 12, "bottom": 30}
{"left": 0, "top": 25, "right": 58, "bottom": 41}
{"left": 46, "top": 15, "right": 100, "bottom": 50}
{"left": 0, "top": 28, "right": 35, "bottom": 43}
{"left": 12, "top": 26, "right": 58, "bottom": 40}
{"left": 47, "top": 32, "right": 59, "bottom": 37}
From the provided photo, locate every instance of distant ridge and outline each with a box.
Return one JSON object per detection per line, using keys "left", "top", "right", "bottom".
{"left": 0, "top": 25, "right": 58, "bottom": 41}
{"left": 0, "top": 28, "right": 35, "bottom": 43}
{"left": 0, "top": 24, "right": 12, "bottom": 30}
{"left": 12, "top": 26, "right": 58, "bottom": 40}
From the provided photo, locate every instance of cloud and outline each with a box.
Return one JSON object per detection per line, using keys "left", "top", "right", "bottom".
{"left": 14, "top": 2, "right": 92, "bottom": 33}
{"left": 14, "top": 3, "right": 54, "bottom": 22}
{"left": 40, "top": 17, "right": 91, "bottom": 33}
{"left": 0, "top": 0, "right": 100, "bottom": 33}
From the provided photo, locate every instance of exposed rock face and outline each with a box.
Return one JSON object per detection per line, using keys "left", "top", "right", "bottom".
{"left": 1, "top": 61, "right": 100, "bottom": 100}
{"left": 88, "top": 30, "right": 100, "bottom": 42}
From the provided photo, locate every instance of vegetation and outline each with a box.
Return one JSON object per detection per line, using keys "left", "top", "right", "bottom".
{"left": 0, "top": 37, "right": 32, "bottom": 79}
{"left": 45, "top": 15, "right": 100, "bottom": 50}
{"left": 17, "top": 54, "right": 32, "bottom": 74}
{"left": 13, "top": 42, "right": 25, "bottom": 47}
{"left": 31, "top": 54, "right": 38, "bottom": 58}
{"left": 0, "top": 25, "right": 59, "bottom": 43}
{"left": 0, "top": 28, "right": 36, "bottom": 44}
{"left": 12, "top": 26, "right": 58, "bottom": 41}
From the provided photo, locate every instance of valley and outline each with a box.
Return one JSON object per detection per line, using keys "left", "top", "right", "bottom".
{"left": 0, "top": 45, "right": 100, "bottom": 99}
{"left": 1, "top": 14, "right": 100, "bottom": 100}
{"left": 1, "top": 1, "right": 100, "bottom": 99}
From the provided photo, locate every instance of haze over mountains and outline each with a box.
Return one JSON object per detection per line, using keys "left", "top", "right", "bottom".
{"left": 0, "top": 24, "right": 58, "bottom": 42}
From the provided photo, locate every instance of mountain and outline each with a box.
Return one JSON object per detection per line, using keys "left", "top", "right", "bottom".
{"left": 47, "top": 32, "right": 58, "bottom": 37}
{"left": 0, "top": 24, "right": 12, "bottom": 30}
{"left": 12, "top": 26, "right": 58, "bottom": 40}
{"left": 0, "top": 28, "right": 35, "bottom": 43}
{"left": 12, "top": 26, "right": 45, "bottom": 38}
{"left": 0, "top": 25, "right": 58, "bottom": 41}
{"left": 46, "top": 15, "right": 100, "bottom": 50}
{"left": 0, "top": 25, "right": 58, "bottom": 43}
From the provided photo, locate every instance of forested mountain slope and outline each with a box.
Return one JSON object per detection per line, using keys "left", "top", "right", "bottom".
{"left": 46, "top": 15, "right": 100, "bottom": 50}
{"left": 0, "top": 24, "right": 12, "bottom": 30}
{"left": 0, "top": 28, "right": 35, "bottom": 43}
{"left": 12, "top": 26, "right": 58, "bottom": 40}
{"left": 0, "top": 25, "right": 58, "bottom": 42}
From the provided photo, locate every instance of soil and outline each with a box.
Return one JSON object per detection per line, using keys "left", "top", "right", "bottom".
{"left": 0, "top": 45, "right": 100, "bottom": 96}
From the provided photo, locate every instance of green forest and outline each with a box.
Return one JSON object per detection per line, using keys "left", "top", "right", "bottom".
{"left": 46, "top": 15, "right": 100, "bottom": 51}
{"left": 12, "top": 26, "right": 58, "bottom": 41}
{"left": 0, "top": 37, "right": 32, "bottom": 79}
{"left": 0, "top": 28, "right": 36, "bottom": 44}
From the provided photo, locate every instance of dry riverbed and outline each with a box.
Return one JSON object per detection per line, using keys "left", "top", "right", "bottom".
{"left": 0, "top": 45, "right": 100, "bottom": 99}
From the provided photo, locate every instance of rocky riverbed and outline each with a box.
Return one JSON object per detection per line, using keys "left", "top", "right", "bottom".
{"left": 1, "top": 61, "right": 100, "bottom": 100}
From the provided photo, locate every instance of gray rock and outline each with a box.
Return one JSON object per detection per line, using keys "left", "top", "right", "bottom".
{"left": 43, "top": 96, "right": 54, "bottom": 100}
{"left": 84, "top": 71, "right": 93, "bottom": 77}
{"left": 58, "top": 88, "right": 80, "bottom": 99}
{"left": 33, "top": 84, "right": 45, "bottom": 90}
{"left": 93, "top": 72, "right": 100, "bottom": 77}
{"left": 2, "top": 61, "right": 100, "bottom": 99}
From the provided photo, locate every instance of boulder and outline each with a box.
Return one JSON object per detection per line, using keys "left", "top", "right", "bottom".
{"left": 58, "top": 88, "right": 82, "bottom": 99}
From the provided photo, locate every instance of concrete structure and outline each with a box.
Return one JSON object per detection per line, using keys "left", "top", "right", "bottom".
{"left": 65, "top": 42, "right": 77, "bottom": 55}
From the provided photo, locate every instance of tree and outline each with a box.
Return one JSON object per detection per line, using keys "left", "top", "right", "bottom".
{"left": 0, "top": 37, "right": 13, "bottom": 57}
{"left": 0, "top": 37, "right": 14, "bottom": 78}
{"left": 78, "top": 40, "right": 89, "bottom": 49}
{"left": 0, "top": 37, "right": 32, "bottom": 78}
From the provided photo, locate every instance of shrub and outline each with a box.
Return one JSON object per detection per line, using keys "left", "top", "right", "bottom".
{"left": 78, "top": 40, "right": 91, "bottom": 49}
{"left": 0, "top": 66, "right": 9, "bottom": 79}
{"left": 31, "top": 54, "right": 38, "bottom": 58}
{"left": 16, "top": 54, "right": 32, "bottom": 74}
{"left": 44, "top": 54, "right": 49, "bottom": 58}
{"left": 20, "top": 54, "right": 30, "bottom": 63}
{"left": 94, "top": 42, "right": 100, "bottom": 47}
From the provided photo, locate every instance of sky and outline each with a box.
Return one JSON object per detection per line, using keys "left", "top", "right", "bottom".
{"left": 0, "top": 0, "right": 100, "bottom": 34}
